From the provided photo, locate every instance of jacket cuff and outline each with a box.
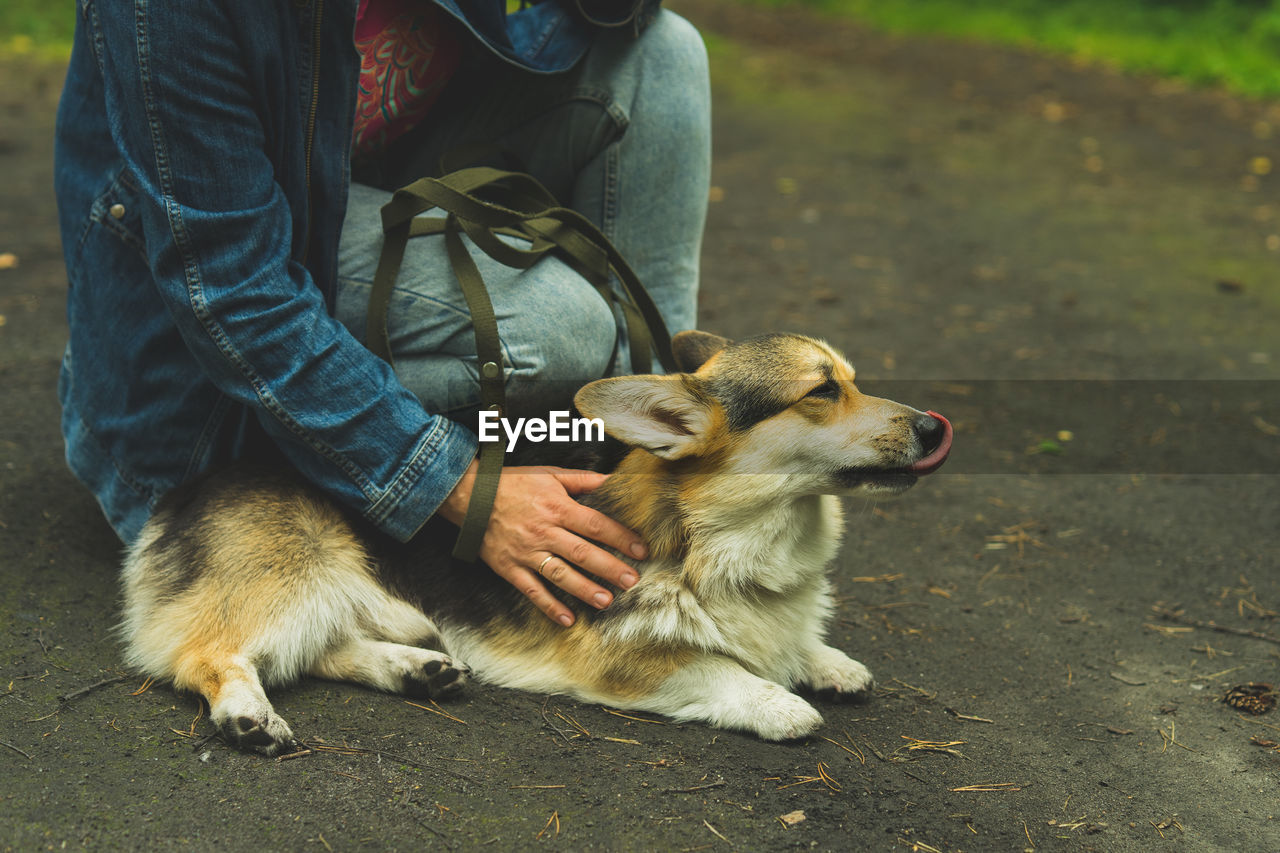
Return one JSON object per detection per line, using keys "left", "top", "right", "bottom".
{"left": 368, "top": 416, "right": 478, "bottom": 542}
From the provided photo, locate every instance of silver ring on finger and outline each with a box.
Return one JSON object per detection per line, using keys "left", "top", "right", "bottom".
{"left": 536, "top": 554, "right": 555, "bottom": 577}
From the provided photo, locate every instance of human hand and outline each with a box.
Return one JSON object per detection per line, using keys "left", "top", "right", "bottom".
{"left": 439, "top": 460, "right": 645, "bottom": 626}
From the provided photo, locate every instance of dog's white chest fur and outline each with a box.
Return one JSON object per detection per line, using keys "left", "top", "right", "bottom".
{"left": 609, "top": 494, "right": 844, "bottom": 682}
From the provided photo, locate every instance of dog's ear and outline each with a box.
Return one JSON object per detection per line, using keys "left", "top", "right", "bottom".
{"left": 671, "top": 330, "right": 730, "bottom": 373}
{"left": 574, "top": 376, "right": 714, "bottom": 460}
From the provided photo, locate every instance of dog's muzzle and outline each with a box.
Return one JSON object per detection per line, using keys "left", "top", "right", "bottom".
{"left": 833, "top": 410, "right": 953, "bottom": 490}
{"left": 909, "top": 411, "right": 952, "bottom": 475}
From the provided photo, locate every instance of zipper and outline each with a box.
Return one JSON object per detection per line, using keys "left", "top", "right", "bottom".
{"left": 300, "top": 0, "right": 324, "bottom": 268}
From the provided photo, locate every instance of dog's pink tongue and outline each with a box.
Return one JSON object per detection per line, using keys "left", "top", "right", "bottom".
{"left": 910, "top": 411, "right": 953, "bottom": 475}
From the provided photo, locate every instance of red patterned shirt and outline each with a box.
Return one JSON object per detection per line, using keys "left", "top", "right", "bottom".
{"left": 352, "top": 0, "right": 461, "bottom": 158}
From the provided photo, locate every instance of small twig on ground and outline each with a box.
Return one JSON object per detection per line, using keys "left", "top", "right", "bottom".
{"left": 510, "top": 785, "right": 567, "bottom": 790}
{"left": 1158, "top": 721, "right": 1198, "bottom": 755}
{"left": 25, "top": 708, "right": 62, "bottom": 723}
{"left": 986, "top": 521, "right": 1046, "bottom": 558}
{"left": 58, "top": 675, "right": 127, "bottom": 703}
{"left": 820, "top": 734, "right": 866, "bottom": 764}
{"left": 661, "top": 780, "right": 725, "bottom": 794}
{"left": 186, "top": 701, "right": 204, "bottom": 736}
{"left": 1236, "top": 714, "right": 1280, "bottom": 733}
{"left": 413, "top": 817, "right": 455, "bottom": 850}
{"left": 945, "top": 707, "right": 994, "bottom": 724}
{"left": 889, "top": 678, "right": 938, "bottom": 700}
{"left": 8, "top": 671, "right": 50, "bottom": 683}
{"left": 405, "top": 699, "right": 467, "bottom": 725}
{"left": 896, "top": 736, "right": 967, "bottom": 760}
{"left": 1152, "top": 606, "right": 1280, "bottom": 645}
{"left": 539, "top": 698, "right": 579, "bottom": 746}
{"left": 815, "top": 761, "right": 841, "bottom": 792}
{"left": 554, "top": 710, "right": 590, "bottom": 739}
{"left": 950, "top": 782, "right": 1024, "bottom": 792}
{"left": 702, "top": 820, "right": 731, "bottom": 846}
{"left": 1098, "top": 780, "right": 1135, "bottom": 798}
{"left": 1143, "top": 622, "right": 1194, "bottom": 637}
{"left": 370, "top": 748, "right": 481, "bottom": 782}
{"left": 1074, "top": 722, "right": 1134, "bottom": 736}
{"left": 1108, "top": 672, "right": 1147, "bottom": 686}
{"left": 602, "top": 707, "right": 666, "bottom": 724}
{"left": 535, "top": 811, "right": 560, "bottom": 840}
{"left": 301, "top": 742, "right": 481, "bottom": 784}
{"left": 776, "top": 775, "right": 823, "bottom": 790}
{"left": 1, "top": 740, "right": 33, "bottom": 760}
{"left": 191, "top": 732, "right": 220, "bottom": 751}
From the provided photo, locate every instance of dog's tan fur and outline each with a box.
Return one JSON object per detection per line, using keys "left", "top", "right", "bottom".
{"left": 120, "top": 331, "right": 950, "bottom": 753}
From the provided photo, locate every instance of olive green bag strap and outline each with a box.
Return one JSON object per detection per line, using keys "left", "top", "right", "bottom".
{"left": 367, "top": 167, "right": 676, "bottom": 562}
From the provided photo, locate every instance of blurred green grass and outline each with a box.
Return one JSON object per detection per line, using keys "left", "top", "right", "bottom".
{"left": 749, "top": 0, "right": 1280, "bottom": 97}
{"left": 6, "top": 1, "right": 1280, "bottom": 97}
{"left": 0, "top": 0, "right": 75, "bottom": 60}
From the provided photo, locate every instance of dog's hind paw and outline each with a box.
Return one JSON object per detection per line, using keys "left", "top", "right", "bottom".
{"left": 402, "top": 653, "right": 470, "bottom": 700}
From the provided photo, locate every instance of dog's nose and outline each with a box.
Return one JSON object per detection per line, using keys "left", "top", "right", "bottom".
{"left": 913, "top": 413, "right": 946, "bottom": 454}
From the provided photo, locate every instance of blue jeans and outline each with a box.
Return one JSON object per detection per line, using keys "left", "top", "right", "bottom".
{"left": 335, "top": 10, "right": 710, "bottom": 420}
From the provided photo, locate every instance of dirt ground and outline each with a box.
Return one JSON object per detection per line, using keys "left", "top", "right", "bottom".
{"left": 2, "top": 1, "right": 1278, "bottom": 850}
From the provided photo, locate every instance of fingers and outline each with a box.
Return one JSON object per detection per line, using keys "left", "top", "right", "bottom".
{"left": 499, "top": 552, "right": 615, "bottom": 628}
{"left": 472, "top": 466, "right": 648, "bottom": 627}
{"left": 549, "top": 467, "right": 610, "bottom": 496}
{"left": 542, "top": 526, "right": 639, "bottom": 594}
{"left": 483, "top": 556, "right": 580, "bottom": 628}
{"left": 512, "top": 565, "right": 576, "bottom": 627}
{"left": 532, "top": 552, "right": 615, "bottom": 618}
{"left": 557, "top": 498, "right": 649, "bottom": 562}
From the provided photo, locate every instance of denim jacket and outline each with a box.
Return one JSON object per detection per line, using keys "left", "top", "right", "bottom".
{"left": 54, "top": 0, "right": 657, "bottom": 544}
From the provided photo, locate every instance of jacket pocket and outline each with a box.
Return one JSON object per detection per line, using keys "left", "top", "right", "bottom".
{"left": 86, "top": 168, "right": 147, "bottom": 262}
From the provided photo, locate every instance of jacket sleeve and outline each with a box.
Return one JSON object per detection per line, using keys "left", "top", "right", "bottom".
{"left": 85, "top": 0, "right": 476, "bottom": 541}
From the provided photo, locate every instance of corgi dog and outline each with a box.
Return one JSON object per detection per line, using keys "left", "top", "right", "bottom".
{"left": 119, "top": 331, "right": 952, "bottom": 755}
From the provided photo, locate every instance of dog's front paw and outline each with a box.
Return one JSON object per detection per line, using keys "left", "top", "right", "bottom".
{"left": 805, "top": 645, "right": 875, "bottom": 703}
{"left": 214, "top": 705, "right": 300, "bottom": 756}
{"left": 749, "top": 685, "right": 824, "bottom": 741}
{"left": 401, "top": 652, "right": 470, "bottom": 700}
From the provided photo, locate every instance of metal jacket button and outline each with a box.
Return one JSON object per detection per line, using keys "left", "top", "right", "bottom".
{"left": 108, "top": 203, "right": 126, "bottom": 220}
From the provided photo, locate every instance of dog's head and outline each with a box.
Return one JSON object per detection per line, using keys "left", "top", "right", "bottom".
{"left": 574, "top": 331, "right": 952, "bottom": 501}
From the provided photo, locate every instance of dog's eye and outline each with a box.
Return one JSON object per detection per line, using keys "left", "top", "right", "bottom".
{"left": 803, "top": 379, "right": 841, "bottom": 401}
